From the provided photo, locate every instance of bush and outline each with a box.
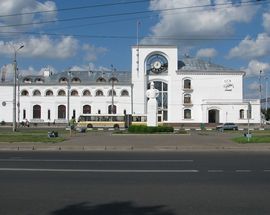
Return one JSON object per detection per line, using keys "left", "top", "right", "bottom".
{"left": 128, "top": 125, "right": 174, "bottom": 133}
{"left": 0, "top": 120, "right": 6, "bottom": 126}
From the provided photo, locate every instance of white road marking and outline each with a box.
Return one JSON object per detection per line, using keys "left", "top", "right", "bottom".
{"left": 0, "top": 159, "right": 194, "bottom": 163}
{"left": 0, "top": 168, "right": 199, "bottom": 173}
{"left": 263, "top": 170, "right": 270, "bottom": 172}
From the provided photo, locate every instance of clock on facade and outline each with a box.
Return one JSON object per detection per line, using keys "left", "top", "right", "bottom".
{"left": 146, "top": 54, "right": 168, "bottom": 74}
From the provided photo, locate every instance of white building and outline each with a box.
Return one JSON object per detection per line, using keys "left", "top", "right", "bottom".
{"left": 0, "top": 45, "right": 260, "bottom": 126}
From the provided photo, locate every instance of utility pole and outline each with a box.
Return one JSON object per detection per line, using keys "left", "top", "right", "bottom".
{"left": 259, "top": 70, "right": 262, "bottom": 127}
{"left": 67, "top": 70, "right": 71, "bottom": 126}
{"left": 11, "top": 44, "right": 24, "bottom": 132}
{"left": 17, "top": 68, "right": 20, "bottom": 126}
{"left": 266, "top": 77, "right": 268, "bottom": 112}
{"left": 111, "top": 65, "right": 115, "bottom": 114}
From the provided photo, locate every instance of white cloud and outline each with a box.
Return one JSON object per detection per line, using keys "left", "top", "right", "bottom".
{"left": 82, "top": 44, "right": 108, "bottom": 62}
{"left": 263, "top": 12, "right": 270, "bottom": 33}
{"left": 241, "top": 59, "right": 270, "bottom": 77}
{"left": 142, "top": 0, "right": 258, "bottom": 45}
{"left": 0, "top": 0, "right": 57, "bottom": 33}
{"left": 70, "top": 63, "right": 110, "bottom": 72}
{"left": 228, "top": 33, "right": 270, "bottom": 59}
{"left": 0, "top": 35, "right": 79, "bottom": 59}
{"left": 196, "top": 48, "right": 217, "bottom": 58}
{"left": 248, "top": 81, "right": 260, "bottom": 91}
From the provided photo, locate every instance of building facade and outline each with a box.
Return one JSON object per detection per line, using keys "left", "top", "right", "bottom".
{"left": 0, "top": 45, "right": 260, "bottom": 125}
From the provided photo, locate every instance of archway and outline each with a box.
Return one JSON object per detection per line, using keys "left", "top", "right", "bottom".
{"left": 208, "top": 109, "right": 219, "bottom": 123}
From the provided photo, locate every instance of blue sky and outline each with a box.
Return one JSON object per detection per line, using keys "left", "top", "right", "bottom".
{"left": 0, "top": 0, "right": 270, "bottom": 100}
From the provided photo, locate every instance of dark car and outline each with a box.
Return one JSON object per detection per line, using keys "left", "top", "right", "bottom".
{"left": 216, "top": 123, "right": 238, "bottom": 131}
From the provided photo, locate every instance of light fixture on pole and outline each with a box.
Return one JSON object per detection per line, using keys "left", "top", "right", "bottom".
{"left": 12, "top": 44, "right": 24, "bottom": 132}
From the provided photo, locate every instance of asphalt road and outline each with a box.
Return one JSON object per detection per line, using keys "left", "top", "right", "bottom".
{"left": 0, "top": 151, "right": 270, "bottom": 215}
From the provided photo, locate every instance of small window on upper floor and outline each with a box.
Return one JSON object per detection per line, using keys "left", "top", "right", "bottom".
{"left": 58, "top": 89, "right": 66, "bottom": 96}
{"left": 71, "top": 90, "right": 79, "bottom": 96}
{"left": 21, "top": 90, "right": 29, "bottom": 96}
{"left": 82, "top": 90, "right": 91, "bottom": 96}
{"left": 108, "top": 89, "right": 116, "bottom": 96}
{"left": 109, "top": 77, "right": 118, "bottom": 83}
{"left": 184, "top": 79, "right": 191, "bottom": 89}
{"left": 33, "top": 90, "right": 41, "bottom": 96}
{"left": 45, "top": 90, "right": 54, "bottom": 96}
{"left": 35, "top": 78, "right": 44, "bottom": 83}
{"left": 23, "top": 78, "right": 32, "bottom": 83}
{"left": 71, "top": 77, "right": 81, "bottom": 83}
{"left": 121, "top": 90, "right": 129, "bottom": 97}
{"left": 59, "top": 77, "right": 68, "bottom": 84}
{"left": 96, "top": 77, "right": 106, "bottom": 83}
{"left": 96, "top": 90, "right": 104, "bottom": 96}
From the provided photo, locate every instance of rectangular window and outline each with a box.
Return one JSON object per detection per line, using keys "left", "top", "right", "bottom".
{"left": 23, "top": 109, "right": 26, "bottom": 119}
{"left": 48, "top": 110, "right": 51, "bottom": 120}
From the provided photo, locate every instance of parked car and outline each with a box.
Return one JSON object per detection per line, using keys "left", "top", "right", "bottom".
{"left": 216, "top": 123, "right": 238, "bottom": 131}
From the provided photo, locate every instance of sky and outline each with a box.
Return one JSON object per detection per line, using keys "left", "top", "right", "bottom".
{"left": 0, "top": 0, "right": 270, "bottom": 100}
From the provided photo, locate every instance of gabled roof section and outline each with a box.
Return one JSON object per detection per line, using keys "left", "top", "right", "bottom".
{"left": 177, "top": 57, "right": 241, "bottom": 73}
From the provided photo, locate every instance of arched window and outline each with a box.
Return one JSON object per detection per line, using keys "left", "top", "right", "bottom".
{"left": 184, "top": 94, "right": 191, "bottom": 104}
{"left": 83, "top": 105, "right": 91, "bottom": 114}
{"left": 33, "top": 90, "right": 41, "bottom": 96}
{"left": 96, "top": 77, "right": 106, "bottom": 83}
{"left": 35, "top": 78, "right": 44, "bottom": 83}
{"left": 108, "top": 105, "right": 117, "bottom": 114}
{"left": 45, "top": 90, "right": 53, "bottom": 96}
{"left": 109, "top": 77, "right": 118, "bottom": 83}
{"left": 58, "top": 105, "right": 66, "bottom": 119}
{"left": 71, "top": 77, "right": 81, "bottom": 83}
{"left": 23, "top": 78, "right": 32, "bottom": 83}
{"left": 121, "top": 90, "right": 129, "bottom": 97}
{"left": 184, "top": 109, "right": 191, "bottom": 119}
{"left": 240, "top": 109, "right": 245, "bottom": 119}
{"left": 59, "top": 77, "right": 68, "bottom": 83}
{"left": 33, "top": 105, "right": 41, "bottom": 119}
{"left": 21, "top": 90, "right": 29, "bottom": 96}
{"left": 82, "top": 90, "right": 91, "bottom": 96}
{"left": 184, "top": 79, "right": 191, "bottom": 89}
{"left": 108, "top": 89, "right": 116, "bottom": 96}
{"left": 58, "top": 90, "right": 66, "bottom": 96}
{"left": 71, "top": 90, "right": 79, "bottom": 96}
{"left": 96, "top": 90, "right": 104, "bottom": 96}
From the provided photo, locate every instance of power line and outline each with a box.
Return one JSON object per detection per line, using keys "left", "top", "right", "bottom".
{"left": 0, "top": 0, "right": 268, "bottom": 29}
{"left": 0, "top": 0, "right": 152, "bottom": 18}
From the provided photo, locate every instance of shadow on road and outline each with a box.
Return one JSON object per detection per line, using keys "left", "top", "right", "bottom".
{"left": 51, "top": 201, "right": 175, "bottom": 215}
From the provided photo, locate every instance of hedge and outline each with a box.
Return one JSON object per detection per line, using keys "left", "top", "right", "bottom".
{"left": 128, "top": 125, "right": 174, "bottom": 133}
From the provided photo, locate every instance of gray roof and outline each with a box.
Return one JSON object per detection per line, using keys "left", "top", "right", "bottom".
{"left": 178, "top": 57, "right": 239, "bottom": 72}
{"left": 17, "top": 70, "right": 131, "bottom": 85}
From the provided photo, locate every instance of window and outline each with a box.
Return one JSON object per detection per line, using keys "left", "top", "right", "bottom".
{"left": 71, "top": 77, "right": 81, "bottom": 83}
{"left": 108, "top": 105, "right": 117, "bottom": 114}
{"left": 109, "top": 77, "right": 118, "bottom": 83}
{"left": 184, "top": 79, "right": 191, "bottom": 89}
{"left": 45, "top": 90, "right": 53, "bottom": 96}
{"left": 98, "top": 109, "right": 101, "bottom": 114}
{"left": 96, "top": 77, "right": 106, "bottom": 83}
{"left": 33, "top": 105, "right": 41, "bottom": 119}
{"left": 35, "top": 78, "right": 44, "bottom": 83}
{"left": 121, "top": 90, "right": 129, "bottom": 96}
{"left": 58, "top": 90, "right": 66, "bottom": 96}
{"left": 21, "top": 90, "right": 29, "bottom": 96}
{"left": 184, "top": 109, "right": 191, "bottom": 119}
{"left": 71, "top": 90, "right": 79, "bottom": 96}
{"left": 240, "top": 109, "right": 244, "bottom": 119}
{"left": 23, "top": 109, "right": 26, "bottom": 119}
{"left": 58, "top": 105, "right": 66, "bottom": 119}
{"left": 82, "top": 90, "right": 91, "bottom": 96}
{"left": 33, "top": 90, "right": 41, "bottom": 96}
{"left": 108, "top": 89, "right": 116, "bottom": 96}
{"left": 48, "top": 109, "right": 51, "bottom": 120}
{"left": 96, "top": 90, "right": 104, "bottom": 96}
{"left": 73, "top": 110, "right": 76, "bottom": 119}
{"left": 83, "top": 105, "right": 91, "bottom": 114}
{"left": 59, "top": 77, "right": 68, "bottom": 83}
{"left": 184, "top": 94, "right": 191, "bottom": 104}
{"left": 23, "top": 78, "right": 32, "bottom": 83}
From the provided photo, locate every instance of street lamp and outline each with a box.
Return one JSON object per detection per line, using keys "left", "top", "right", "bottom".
{"left": 12, "top": 44, "right": 24, "bottom": 132}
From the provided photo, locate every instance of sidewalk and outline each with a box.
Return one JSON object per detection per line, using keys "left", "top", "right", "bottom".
{"left": 0, "top": 131, "right": 270, "bottom": 152}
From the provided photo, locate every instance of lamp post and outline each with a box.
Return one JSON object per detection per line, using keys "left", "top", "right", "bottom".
{"left": 12, "top": 44, "right": 24, "bottom": 132}
{"left": 265, "top": 77, "right": 268, "bottom": 112}
{"left": 67, "top": 70, "right": 72, "bottom": 126}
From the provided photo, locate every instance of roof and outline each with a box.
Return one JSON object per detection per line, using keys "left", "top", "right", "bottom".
{"left": 178, "top": 57, "right": 240, "bottom": 73}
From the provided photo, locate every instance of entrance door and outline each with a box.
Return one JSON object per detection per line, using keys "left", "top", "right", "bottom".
{"left": 208, "top": 109, "right": 219, "bottom": 123}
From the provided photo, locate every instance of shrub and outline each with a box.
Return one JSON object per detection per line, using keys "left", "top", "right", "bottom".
{"left": 0, "top": 120, "right": 6, "bottom": 126}
{"left": 128, "top": 125, "right": 174, "bottom": 133}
